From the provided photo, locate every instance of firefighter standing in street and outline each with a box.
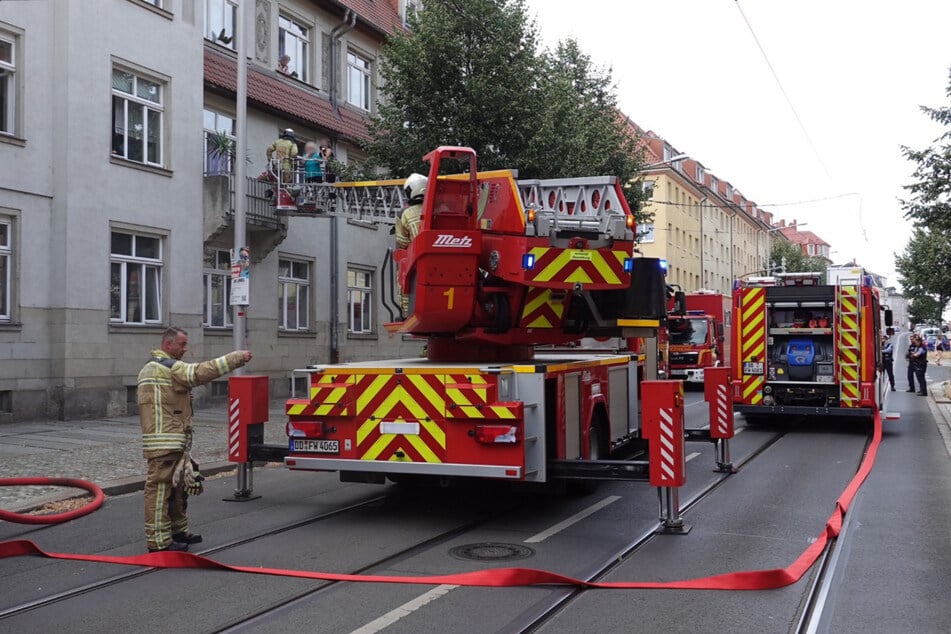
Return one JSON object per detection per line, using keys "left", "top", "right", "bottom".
{"left": 138, "top": 327, "right": 252, "bottom": 552}
{"left": 394, "top": 173, "right": 427, "bottom": 317}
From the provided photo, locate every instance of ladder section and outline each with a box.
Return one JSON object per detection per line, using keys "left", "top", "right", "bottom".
{"left": 835, "top": 283, "right": 861, "bottom": 407}
{"left": 517, "top": 176, "right": 634, "bottom": 241}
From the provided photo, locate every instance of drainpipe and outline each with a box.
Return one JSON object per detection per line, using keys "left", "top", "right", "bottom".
{"left": 328, "top": 9, "right": 355, "bottom": 364}
{"left": 329, "top": 9, "right": 356, "bottom": 114}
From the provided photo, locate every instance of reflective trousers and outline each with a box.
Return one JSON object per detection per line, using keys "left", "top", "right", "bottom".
{"left": 144, "top": 452, "right": 188, "bottom": 550}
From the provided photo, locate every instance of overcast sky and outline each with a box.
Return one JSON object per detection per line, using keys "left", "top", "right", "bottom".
{"left": 522, "top": 0, "right": 951, "bottom": 289}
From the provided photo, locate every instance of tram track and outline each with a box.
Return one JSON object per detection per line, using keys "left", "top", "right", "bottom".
{"left": 202, "top": 424, "right": 793, "bottom": 633}
{"left": 3, "top": 420, "right": 871, "bottom": 633}
{"left": 793, "top": 431, "right": 874, "bottom": 634}
{"left": 0, "top": 493, "right": 391, "bottom": 620}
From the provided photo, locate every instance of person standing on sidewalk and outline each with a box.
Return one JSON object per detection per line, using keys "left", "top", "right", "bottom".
{"left": 138, "top": 327, "right": 252, "bottom": 552}
{"left": 907, "top": 334, "right": 928, "bottom": 395}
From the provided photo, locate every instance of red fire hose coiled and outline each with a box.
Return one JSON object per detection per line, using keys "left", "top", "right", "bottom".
{"left": 0, "top": 478, "right": 105, "bottom": 524}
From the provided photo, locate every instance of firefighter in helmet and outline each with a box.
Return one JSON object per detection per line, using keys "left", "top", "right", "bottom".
{"left": 394, "top": 173, "right": 427, "bottom": 317}
{"left": 266, "top": 128, "right": 299, "bottom": 183}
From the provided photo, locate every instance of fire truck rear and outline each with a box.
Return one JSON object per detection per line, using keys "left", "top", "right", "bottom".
{"left": 282, "top": 146, "right": 670, "bottom": 484}
{"left": 731, "top": 271, "right": 892, "bottom": 420}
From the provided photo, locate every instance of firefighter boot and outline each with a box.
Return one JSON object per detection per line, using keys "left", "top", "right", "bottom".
{"left": 172, "top": 531, "right": 203, "bottom": 544}
{"left": 149, "top": 541, "right": 189, "bottom": 553}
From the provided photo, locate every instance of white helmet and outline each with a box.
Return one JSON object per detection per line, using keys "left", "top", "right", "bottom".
{"left": 404, "top": 173, "right": 428, "bottom": 202}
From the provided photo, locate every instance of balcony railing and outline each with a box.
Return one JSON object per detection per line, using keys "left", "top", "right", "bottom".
{"left": 204, "top": 172, "right": 283, "bottom": 229}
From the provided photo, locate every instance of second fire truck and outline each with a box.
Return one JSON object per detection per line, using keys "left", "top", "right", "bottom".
{"left": 731, "top": 271, "right": 892, "bottom": 420}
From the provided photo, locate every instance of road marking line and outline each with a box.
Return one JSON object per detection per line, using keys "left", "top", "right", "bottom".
{"left": 524, "top": 495, "right": 621, "bottom": 544}
{"left": 350, "top": 584, "right": 458, "bottom": 634}
{"left": 734, "top": 427, "right": 745, "bottom": 435}
{"left": 685, "top": 451, "right": 701, "bottom": 462}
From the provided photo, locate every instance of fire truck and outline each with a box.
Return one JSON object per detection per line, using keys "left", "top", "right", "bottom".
{"left": 267, "top": 146, "right": 674, "bottom": 485}
{"left": 667, "top": 291, "right": 731, "bottom": 384}
{"left": 731, "top": 271, "right": 892, "bottom": 420}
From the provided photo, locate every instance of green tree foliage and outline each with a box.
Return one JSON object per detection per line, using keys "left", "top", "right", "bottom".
{"left": 366, "top": 0, "right": 541, "bottom": 175}
{"left": 364, "top": 0, "right": 648, "bottom": 217}
{"left": 895, "top": 226, "right": 951, "bottom": 315}
{"left": 901, "top": 67, "right": 951, "bottom": 231}
{"left": 899, "top": 67, "right": 951, "bottom": 316}
{"left": 768, "top": 239, "right": 826, "bottom": 278}
{"left": 908, "top": 294, "right": 944, "bottom": 326}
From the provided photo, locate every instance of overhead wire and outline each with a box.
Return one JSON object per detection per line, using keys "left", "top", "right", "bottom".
{"left": 732, "top": 1, "right": 869, "bottom": 242}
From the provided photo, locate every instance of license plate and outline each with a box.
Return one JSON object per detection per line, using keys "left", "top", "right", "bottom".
{"left": 292, "top": 439, "right": 339, "bottom": 453}
{"left": 743, "top": 361, "right": 764, "bottom": 375}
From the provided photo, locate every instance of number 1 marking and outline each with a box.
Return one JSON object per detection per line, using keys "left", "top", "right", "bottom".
{"left": 443, "top": 287, "right": 455, "bottom": 309}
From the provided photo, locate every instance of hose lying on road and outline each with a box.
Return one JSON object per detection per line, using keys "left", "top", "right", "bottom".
{"left": 0, "top": 478, "right": 104, "bottom": 525}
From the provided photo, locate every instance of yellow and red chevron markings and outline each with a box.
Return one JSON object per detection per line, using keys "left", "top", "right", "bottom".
{"left": 290, "top": 372, "right": 520, "bottom": 463}
{"left": 524, "top": 247, "right": 628, "bottom": 288}
{"left": 519, "top": 288, "right": 567, "bottom": 328}
{"left": 836, "top": 285, "right": 860, "bottom": 407}
{"left": 739, "top": 287, "right": 766, "bottom": 404}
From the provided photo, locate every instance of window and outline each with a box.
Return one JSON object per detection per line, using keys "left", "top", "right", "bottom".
{"left": 278, "top": 16, "right": 309, "bottom": 81}
{"left": 0, "top": 219, "right": 10, "bottom": 320}
{"left": 695, "top": 164, "right": 705, "bottom": 183}
{"left": 278, "top": 257, "right": 310, "bottom": 331}
{"left": 641, "top": 180, "right": 654, "bottom": 198}
{"left": 110, "top": 230, "right": 163, "bottom": 324}
{"left": 347, "top": 51, "right": 371, "bottom": 111}
{"left": 203, "top": 109, "right": 235, "bottom": 174}
{"left": 347, "top": 268, "right": 373, "bottom": 334}
{"left": 638, "top": 223, "right": 655, "bottom": 244}
{"left": 203, "top": 249, "right": 232, "bottom": 328}
{"left": 112, "top": 67, "right": 164, "bottom": 166}
{"left": 205, "top": 0, "right": 237, "bottom": 49}
{"left": 402, "top": 0, "right": 422, "bottom": 26}
{"left": 0, "top": 35, "right": 16, "bottom": 136}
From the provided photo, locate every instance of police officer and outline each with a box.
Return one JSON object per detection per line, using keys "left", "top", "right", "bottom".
{"left": 906, "top": 334, "right": 928, "bottom": 395}
{"left": 394, "top": 173, "right": 427, "bottom": 317}
{"left": 881, "top": 333, "right": 895, "bottom": 391}
{"left": 138, "top": 327, "right": 251, "bottom": 552}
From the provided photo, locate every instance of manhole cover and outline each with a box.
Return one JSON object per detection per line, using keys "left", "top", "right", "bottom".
{"left": 449, "top": 542, "right": 535, "bottom": 561}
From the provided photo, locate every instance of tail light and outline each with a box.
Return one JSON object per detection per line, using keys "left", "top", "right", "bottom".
{"left": 475, "top": 425, "right": 518, "bottom": 444}
{"left": 286, "top": 420, "right": 325, "bottom": 438}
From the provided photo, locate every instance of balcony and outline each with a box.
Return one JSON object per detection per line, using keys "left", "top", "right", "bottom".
{"left": 203, "top": 173, "right": 288, "bottom": 261}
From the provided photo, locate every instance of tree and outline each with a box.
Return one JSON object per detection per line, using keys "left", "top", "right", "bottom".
{"left": 901, "top": 67, "right": 951, "bottom": 230}
{"left": 768, "top": 239, "right": 826, "bottom": 278}
{"left": 366, "top": 0, "right": 542, "bottom": 176}
{"left": 364, "top": 0, "right": 649, "bottom": 217}
{"left": 895, "top": 226, "right": 951, "bottom": 317}
{"left": 908, "top": 294, "right": 943, "bottom": 326}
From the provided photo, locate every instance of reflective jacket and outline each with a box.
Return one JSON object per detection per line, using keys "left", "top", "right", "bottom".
{"left": 137, "top": 349, "right": 247, "bottom": 458}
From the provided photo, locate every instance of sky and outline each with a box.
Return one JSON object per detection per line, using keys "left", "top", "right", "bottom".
{"left": 522, "top": 0, "right": 951, "bottom": 290}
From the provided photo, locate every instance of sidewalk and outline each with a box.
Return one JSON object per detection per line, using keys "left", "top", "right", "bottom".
{"left": 0, "top": 399, "right": 288, "bottom": 514}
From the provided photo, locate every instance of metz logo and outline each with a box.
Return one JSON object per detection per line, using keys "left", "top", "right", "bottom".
{"left": 432, "top": 234, "right": 473, "bottom": 248}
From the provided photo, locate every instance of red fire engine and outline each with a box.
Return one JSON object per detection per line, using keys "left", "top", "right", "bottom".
{"left": 276, "top": 146, "right": 676, "bottom": 485}
{"left": 667, "top": 291, "right": 731, "bottom": 384}
{"left": 731, "top": 271, "right": 893, "bottom": 420}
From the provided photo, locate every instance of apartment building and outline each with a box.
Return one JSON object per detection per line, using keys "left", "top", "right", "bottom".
{"left": 635, "top": 131, "right": 774, "bottom": 295}
{"left": 0, "top": 0, "right": 420, "bottom": 422}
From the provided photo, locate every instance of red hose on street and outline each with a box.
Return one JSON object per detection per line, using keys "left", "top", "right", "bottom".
{"left": 0, "top": 478, "right": 104, "bottom": 525}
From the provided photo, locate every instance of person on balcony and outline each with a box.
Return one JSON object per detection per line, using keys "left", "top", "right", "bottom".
{"left": 266, "top": 128, "right": 298, "bottom": 183}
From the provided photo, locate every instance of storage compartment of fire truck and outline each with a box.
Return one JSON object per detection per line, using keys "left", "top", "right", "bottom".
{"left": 763, "top": 285, "right": 837, "bottom": 406}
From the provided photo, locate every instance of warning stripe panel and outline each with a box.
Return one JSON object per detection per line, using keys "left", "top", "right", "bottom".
{"left": 738, "top": 288, "right": 766, "bottom": 405}
{"left": 524, "top": 247, "right": 628, "bottom": 287}
{"left": 519, "top": 287, "right": 567, "bottom": 329}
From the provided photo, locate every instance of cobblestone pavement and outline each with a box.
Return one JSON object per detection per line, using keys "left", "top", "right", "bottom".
{"left": 0, "top": 400, "right": 288, "bottom": 513}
